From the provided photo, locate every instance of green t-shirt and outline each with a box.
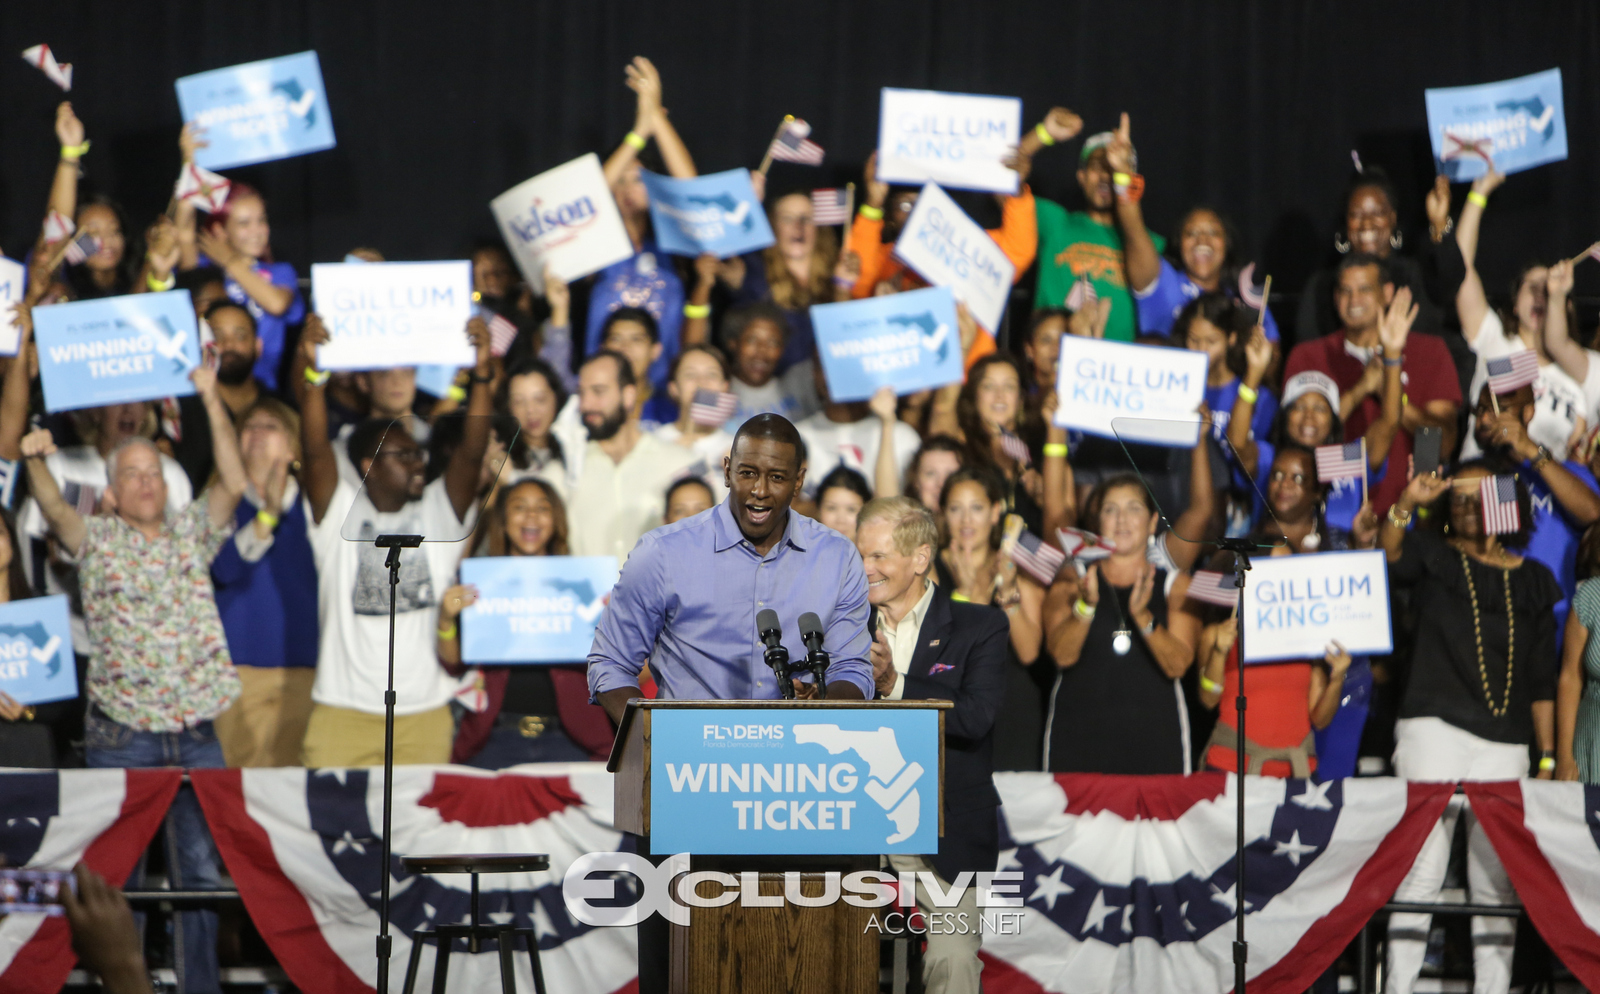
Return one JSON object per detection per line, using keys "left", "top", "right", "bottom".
{"left": 1034, "top": 198, "right": 1165, "bottom": 343}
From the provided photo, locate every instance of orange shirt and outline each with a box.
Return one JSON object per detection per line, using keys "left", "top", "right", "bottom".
{"left": 846, "top": 186, "right": 1036, "bottom": 372}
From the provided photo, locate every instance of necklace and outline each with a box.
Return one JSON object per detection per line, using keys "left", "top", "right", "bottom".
{"left": 1458, "top": 550, "right": 1516, "bottom": 718}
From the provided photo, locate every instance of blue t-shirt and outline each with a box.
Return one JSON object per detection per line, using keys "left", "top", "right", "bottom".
{"left": 1207, "top": 379, "right": 1278, "bottom": 534}
{"left": 1253, "top": 439, "right": 1389, "bottom": 534}
{"left": 1524, "top": 459, "right": 1599, "bottom": 641}
{"left": 585, "top": 245, "right": 684, "bottom": 391}
{"left": 216, "top": 260, "right": 305, "bottom": 392}
{"left": 1135, "top": 257, "right": 1280, "bottom": 342}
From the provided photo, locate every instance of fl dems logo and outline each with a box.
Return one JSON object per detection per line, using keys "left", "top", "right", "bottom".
{"left": 0, "top": 622, "right": 64, "bottom": 685}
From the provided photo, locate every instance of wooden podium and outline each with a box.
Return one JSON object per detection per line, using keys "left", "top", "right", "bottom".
{"left": 608, "top": 699, "right": 950, "bottom": 994}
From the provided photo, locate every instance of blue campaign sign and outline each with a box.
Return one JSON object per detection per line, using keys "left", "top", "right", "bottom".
{"left": 460, "top": 556, "right": 619, "bottom": 663}
{"left": 810, "top": 286, "right": 963, "bottom": 403}
{"left": 649, "top": 707, "right": 940, "bottom": 855}
{"left": 641, "top": 169, "right": 775, "bottom": 258}
{"left": 1425, "top": 68, "right": 1566, "bottom": 181}
{"left": 0, "top": 595, "right": 77, "bottom": 706}
{"left": 176, "top": 51, "right": 337, "bottom": 170}
{"left": 34, "top": 291, "right": 198, "bottom": 413}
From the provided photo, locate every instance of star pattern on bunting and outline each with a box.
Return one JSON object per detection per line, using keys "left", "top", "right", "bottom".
{"left": 1029, "top": 864, "right": 1074, "bottom": 911}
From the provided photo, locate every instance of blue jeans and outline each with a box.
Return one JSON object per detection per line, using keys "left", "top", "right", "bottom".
{"left": 85, "top": 707, "right": 225, "bottom": 994}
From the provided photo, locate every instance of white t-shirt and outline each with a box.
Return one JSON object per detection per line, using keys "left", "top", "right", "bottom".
{"left": 567, "top": 432, "right": 698, "bottom": 559}
{"left": 307, "top": 477, "right": 469, "bottom": 715}
{"left": 728, "top": 360, "right": 819, "bottom": 432}
{"left": 19, "top": 445, "right": 193, "bottom": 649}
{"left": 1463, "top": 312, "right": 1591, "bottom": 459}
{"left": 652, "top": 424, "right": 734, "bottom": 499}
{"left": 795, "top": 412, "right": 921, "bottom": 497}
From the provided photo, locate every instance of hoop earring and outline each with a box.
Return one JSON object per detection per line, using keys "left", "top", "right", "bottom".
{"left": 1443, "top": 520, "right": 1451, "bottom": 535}
{"left": 1390, "top": 231, "right": 1403, "bottom": 251}
{"left": 1334, "top": 233, "right": 1351, "bottom": 254}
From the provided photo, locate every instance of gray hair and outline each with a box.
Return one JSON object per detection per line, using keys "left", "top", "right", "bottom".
{"left": 857, "top": 496, "right": 938, "bottom": 562}
{"left": 105, "top": 436, "right": 164, "bottom": 485}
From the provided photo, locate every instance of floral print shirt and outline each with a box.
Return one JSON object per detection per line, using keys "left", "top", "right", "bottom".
{"left": 80, "top": 500, "right": 240, "bottom": 731}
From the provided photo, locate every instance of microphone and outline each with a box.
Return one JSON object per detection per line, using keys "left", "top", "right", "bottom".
{"left": 798, "top": 612, "right": 830, "bottom": 699}
{"left": 757, "top": 608, "right": 796, "bottom": 699}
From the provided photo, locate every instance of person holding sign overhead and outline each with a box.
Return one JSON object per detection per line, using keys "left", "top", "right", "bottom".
{"left": 295, "top": 313, "right": 495, "bottom": 767}
{"left": 38, "top": 103, "right": 139, "bottom": 301}
{"left": 436, "top": 478, "right": 612, "bottom": 767}
{"left": 1379, "top": 464, "right": 1559, "bottom": 994}
{"left": 592, "top": 57, "right": 698, "bottom": 392}
{"left": 21, "top": 359, "right": 248, "bottom": 994}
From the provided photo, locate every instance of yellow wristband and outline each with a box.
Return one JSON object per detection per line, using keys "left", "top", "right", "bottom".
{"left": 255, "top": 509, "right": 280, "bottom": 529}
{"left": 1034, "top": 122, "right": 1056, "bottom": 147}
{"left": 1073, "top": 598, "right": 1096, "bottom": 620}
{"left": 1539, "top": 756, "right": 1556, "bottom": 772}
{"left": 303, "top": 367, "right": 331, "bottom": 387}
{"left": 683, "top": 303, "right": 711, "bottom": 319}
{"left": 1237, "top": 383, "right": 1258, "bottom": 404}
{"left": 1043, "top": 442, "right": 1069, "bottom": 458}
{"left": 624, "top": 131, "right": 647, "bottom": 151}
{"left": 60, "top": 141, "right": 90, "bottom": 161}
{"left": 1200, "top": 676, "right": 1224, "bottom": 695}
{"left": 446, "top": 385, "right": 467, "bottom": 403}
{"left": 1111, "top": 172, "right": 1132, "bottom": 186}
{"left": 436, "top": 623, "right": 458, "bottom": 641}
{"left": 858, "top": 204, "right": 884, "bottom": 221}
{"left": 146, "top": 272, "right": 176, "bottom": 293}
{"left": 949, "top": 591, "right": 972, "bottom": 603}
{"left": 1467, "top": 191, "right": 1489, "bottom": 208}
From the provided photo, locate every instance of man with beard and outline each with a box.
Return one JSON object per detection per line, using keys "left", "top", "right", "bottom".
{"left": 168, "top": 300, "right": 270, "bottom": 491}
{"left": 567, "top": 349, "right": 697, "bottom": 559}
{"left": 1469, "top": 377, "right": 1600, "bottom": 642}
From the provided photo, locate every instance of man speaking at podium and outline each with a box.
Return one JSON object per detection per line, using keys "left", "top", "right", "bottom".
{"left": 587, "top": 413, "right": 871, "bottom": 994}
{"left": 587, "top": 413, "right": 872, "bottom": 718}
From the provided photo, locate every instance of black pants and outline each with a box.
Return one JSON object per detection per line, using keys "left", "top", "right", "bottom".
{"left": 630, "top": 833, "right": 671, "bottom": 994}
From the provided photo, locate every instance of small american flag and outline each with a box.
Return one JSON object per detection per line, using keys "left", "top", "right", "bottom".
{"left": 1315, "top": 439, "right": 1366, "bottom": 482}
{"left": 811, "top": 188, "right": 850, "bottom": 225}
{"left": 1065, "top": 274, "right": 1098, "bottom": 313}
{"left": 999, "top": 430, "right": 1032, "bottom": 467}
{"left": 1056, "top": 527, "right": 1115, "bottom": 564}
{"left": 1479, "top": 474, "right": 1521, "bottom": 536}
{"left": 1484, "top": 351, "right": 1539, "bottom": 395}
{"left": 41, "top": 209, "right": 74, "bottom": 243}
{"left": 767, "top": 117, "right": 824, "bottom": 165}
{"left": 1008, "top": 530, "right": 1066, "bottom": 586}
{"left": 1186, "top": 570, "right": 1240, "bottom": 608}
{"left": 62, "top": 230, "right": 100, "bottom": 265}
{"left": 1238, "top": 262, "right": 1265, "bottom": 310}
{"left": 61, "top": 481, "right": 100, "bottom": 516}
{"left": 1583, "top": 242, "right": 1600, "bottom": 264}
{"left": 486, "top": 312, "right": 519, "bottom": 357}
{"left": 689, "top": 389, "right": 738, "bottom": 429}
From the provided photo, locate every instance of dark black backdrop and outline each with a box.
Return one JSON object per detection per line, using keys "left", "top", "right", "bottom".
{"left": 3, "top": 1, "right": 1598, "bottom": 321}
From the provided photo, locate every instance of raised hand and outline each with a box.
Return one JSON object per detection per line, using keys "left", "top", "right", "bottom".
{"left": 1548, "top": 257, "right": 1575, "bottom": 299}
{"left": 1400, "top": 470, "right": 1451, "bottom": 509}
{"left": 692, "top": 253, "right": 718, "bottom": 291}
{"left": 440, "top": 583, "right": 479, "bottom": 622}
{"left": 863, "top": 151, "right": 888, "bottom": 209}
{"left": 870, "top": 627, "right": 896, "bottom": 696}
{"left": 1243, "top": 328, "right": 1273, "bottom": 382}
{"left": 716, "top": 255, "right": 747, "bottom": 291}
{"left": 1041, "top": 107, "right": 1083, "bottom": 144}
{"left": 0, "top": 690, "right": 23, "bottom": 721}
{"left": 542, "top": 265, "right": 571, "bottom": 325}
{"left": 466, "top": 316, "right": 492, "bottom": 371}
{"left": 196, "top": 228, "right": 239, "bottom": 269}
{"left": 20, "top": 427, "right": 57, "bottom": 461}
{"left": 1324, "top": 640, "right": 1352, "bottom": 675}
{"left": 1377, "top": 285, "right": 1418, "bottom": 355}
{"left": 833, "top": 249, "right": 861, "bottom": 290}
{"left": 625, "top": 57, "right": 663, "bottom": 136}
{"left": 189, "top": 361, "right": 217, "bottom": 399}
{"left": 1128, "top": 561, "right": 1156, "bottom": 627}
{"left": 1425, "top": 175, "right": 1451, "bottom": 238}
{"left": 1352, "top": 500, "right": 1380, "bottom": 547}
{"left": 300, "top": 313, "right": 330, "bottom": 367}
{"left": 145, "top": 217, "right": 180, "bottom": 278}
{"left": 868, "top": 385, "right": 898, "bottom": 422}
{"left": 55, "top": 102, "right": 84, "bottom": 149}
{"left": 1470, "top": 162, "right": 1506, "bottom": 199}
{"left": 955, "top": 301, "right": 978, "bottom": 354}
{"left": 1105, "top": 112, "right": 1136, "bottom": 174}
{"left": 178, "top": 122, "right": 208, "bottom": 164}
{"left": 1080, "top": 563, "right": 1102, "bottom": 607}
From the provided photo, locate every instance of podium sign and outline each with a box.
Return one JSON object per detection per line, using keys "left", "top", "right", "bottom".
{"left": 649, "top": 707, "right": 939, "bottom": 855}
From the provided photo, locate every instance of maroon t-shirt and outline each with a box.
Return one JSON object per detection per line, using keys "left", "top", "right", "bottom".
{"left": 1283, "top": 330, "right": 1462, "bottom": 512}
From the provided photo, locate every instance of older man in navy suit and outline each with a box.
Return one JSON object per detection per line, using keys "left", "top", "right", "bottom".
{"left": 856, "top": 496, "right": 1008, "bottom": 994}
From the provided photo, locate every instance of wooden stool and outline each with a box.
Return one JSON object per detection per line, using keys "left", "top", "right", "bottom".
{"left": 398, "top": 853, "right": 550, "bottom": 994}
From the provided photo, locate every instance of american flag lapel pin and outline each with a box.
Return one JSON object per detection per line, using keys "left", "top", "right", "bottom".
{"left": 928, "top": 639, "right": 940, "bottom": 647}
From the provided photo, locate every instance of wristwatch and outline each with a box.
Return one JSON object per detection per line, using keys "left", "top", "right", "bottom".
{"left": 1530, "top": 445, "right": 1553, "bottom": 471}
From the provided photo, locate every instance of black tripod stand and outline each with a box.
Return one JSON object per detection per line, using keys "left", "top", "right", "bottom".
{"left": 373, "top": 533, "right": 422, "bottom": 994}
{"left": 1218, "top": 536, "right": 1255, "bottom": 994}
